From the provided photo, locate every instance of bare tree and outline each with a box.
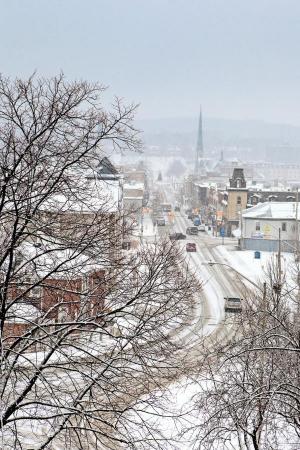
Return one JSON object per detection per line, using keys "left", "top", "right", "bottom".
{"left": 189, "top": 256, "right": 300, "bottom": 450}
{"left": 0, "top": 74, "right": 199, "bottom": 449}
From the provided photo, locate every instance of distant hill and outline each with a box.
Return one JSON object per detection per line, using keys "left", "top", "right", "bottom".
{"left": 137, "top": 116, "right": 300, "bottom": 141}
{"left": 136, "top": 117, "right": 300, "bottom": 163}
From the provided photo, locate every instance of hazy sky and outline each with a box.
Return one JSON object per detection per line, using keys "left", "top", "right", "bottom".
{"left": 1, "top": 0, "right": 300, "bottom": 124}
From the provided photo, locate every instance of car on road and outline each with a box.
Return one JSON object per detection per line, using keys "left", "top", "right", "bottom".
{"left": 156, "top": 217, "right": 166, "bottom": 226}
{"left": 174, "top": 206, "right": 180, "bottom": 212}
{"left": 224, "top": 297, "right": 242, "bottom": 313}
{"left": 161, "top": 203, "right": 172, "bottom": 212}
{"left": 186, "top": 242, "right": 196, "bottom": 252}
{"left": 186, "top": 226, "right": 199, "bottom": 235}
{"left": 198, "top": 224, "right": 206, "bottom": 232}
{"left": 169, "top": 232, "right": 186, "bottom": 240}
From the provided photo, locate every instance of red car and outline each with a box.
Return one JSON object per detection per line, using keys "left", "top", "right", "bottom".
{"left": 186, "top": 242, "right": 196, "bottom": 252}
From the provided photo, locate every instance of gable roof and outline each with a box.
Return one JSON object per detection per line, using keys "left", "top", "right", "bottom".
{"left": 97, "top": 157, "right": 118, "bottom": 177}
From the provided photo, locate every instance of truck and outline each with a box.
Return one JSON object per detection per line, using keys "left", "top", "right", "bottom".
{"left": 193, "top": 216, "right": 201, "bottom": 226}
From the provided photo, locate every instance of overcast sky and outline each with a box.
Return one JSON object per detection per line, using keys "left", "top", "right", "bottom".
{"left": 1, "top": 0, "right": 300, "bottom": 124}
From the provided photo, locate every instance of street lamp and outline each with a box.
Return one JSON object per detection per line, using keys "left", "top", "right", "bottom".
{"left": 201, "top": 260, "right": 263, "bottom": 292}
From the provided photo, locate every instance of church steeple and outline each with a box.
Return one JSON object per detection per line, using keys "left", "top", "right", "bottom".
{"left": 194, "top": 107, "right": 204, "bottom": 175}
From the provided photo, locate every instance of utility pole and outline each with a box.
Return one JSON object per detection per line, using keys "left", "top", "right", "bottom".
{"left": 273, "top": 227, "right": 282, "bottom": 311}
{"left": 278, "top": 227, "right": 281, "bottom": 285}
{"left": 240, "top": 209, "right": 243, "bottom": 250}
{"left": 296, "top": 189, "right": 299, "bottom": 259}
{"left": 295, "top": 191, "right": 300, "bottom": 316}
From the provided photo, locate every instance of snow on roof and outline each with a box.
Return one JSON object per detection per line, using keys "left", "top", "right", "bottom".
{"left": 243, "top": 202, "right": 300, "bottom": 220}
{"left": 247, "top": 183, "right": 264, "bottom": 190}
{"left": 14, "top": 242, "right": 106, "bottom": 279}
{"left": 7, "top": 302, "right": 41, "bottom": 323}
{"left": 124, "top": 196, "right": 143, "bottom": 200}
{"left": 41, "top": 178, "right": 121, "bottom": 214}
{"left": 124, "top": 182, "right": 144, "bottom": 190}
{"left": 194, "top": 182, "right": 210, "bottom": 188}
{"left": 251, "top": 193, "right": 261, "bottom": 198}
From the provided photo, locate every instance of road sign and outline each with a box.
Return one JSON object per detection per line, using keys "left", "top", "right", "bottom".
{"left": 220, "top": 227, "right": 225, "bottom": 237}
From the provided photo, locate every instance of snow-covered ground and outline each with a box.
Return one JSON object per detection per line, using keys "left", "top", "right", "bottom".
{"left": 141, "top": 245, "right": 299, "bottom": 449}
{"left": 215, "top": 244, "right": 297, "bottom": 290}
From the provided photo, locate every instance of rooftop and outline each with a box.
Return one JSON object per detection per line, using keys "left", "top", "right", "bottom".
{"left": 41, "top": 178, "right": 121, "bottom": 214}
{"left": 243, "top": 202, "right": 300, "bottom": 220}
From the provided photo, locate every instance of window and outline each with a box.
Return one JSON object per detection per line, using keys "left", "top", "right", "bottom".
{"left": 282, "top": 222, "right": 287, "bottom": 232}
{"left": 122, "top": 241, "right": 131, "bottom": 250}
{"left": 237, "top": 196, "right": 241, "bottom": 205}
{"left": 256, "top": 222, "right": 260, "bottom": 231}
{"left": 28, "top": 286, "right": 42, "bottom": 298}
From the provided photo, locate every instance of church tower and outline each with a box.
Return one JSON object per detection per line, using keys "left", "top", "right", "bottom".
{"left": 194, "top": 108, "right": 204, "bottom": 175}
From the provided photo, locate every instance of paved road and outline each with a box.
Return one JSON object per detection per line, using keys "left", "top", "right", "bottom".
{"left": 157, "top": 183, "right": 247, "bottom": 348}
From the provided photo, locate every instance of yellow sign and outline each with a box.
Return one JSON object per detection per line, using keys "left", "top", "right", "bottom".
{"left": 263, "top": 224, "right": 271, "bottom": 236}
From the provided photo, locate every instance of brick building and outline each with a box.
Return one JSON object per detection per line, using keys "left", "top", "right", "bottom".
{"left": 4, "top": 266, "right": 106, "bottom": 345}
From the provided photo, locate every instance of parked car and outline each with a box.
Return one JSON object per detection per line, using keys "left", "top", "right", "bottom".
{"left": 156, "top": 217, "right": 166, "bottom": 226}
{"left": 186, "top": 226, "right": 199, "bottom": 235}
{"left": 198, "top": 224, "right": 206, "bottom": 232}
{"left": 187, "top": 213, "right": 193, "bottom": 220}
{"left": 169, "top": 232, "right": 186, "bottom": 240}
{"left": 186, "top": 242, "right": 196, "bottom": 252}
{"left": 224, "top": 297, "right": 242, "bottom": 313}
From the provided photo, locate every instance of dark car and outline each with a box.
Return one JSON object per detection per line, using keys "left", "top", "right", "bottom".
{"left": 122, "top": 241, "right": 131, "bottom": 250}
{"left": 186, "top": 242, "right": 196, "bottom": 252}
{"left": 187, "top": 213, "right": 193, "bottom": 220}
{"left": 169, "top": 232, "right": 186, "bottom": 240}
{"left": 156, "top": 217, "right": 166, "bottom": 226}
{"left": 174, "top": 206, "right": 180, "bottom": 212}
{"left": 186, "top": 226, "right": 199, "bottom": 235}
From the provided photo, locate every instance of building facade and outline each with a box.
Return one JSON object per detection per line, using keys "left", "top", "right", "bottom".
{"left": 225, "top": 168, "right": 248, "bottom": 235}
{"left": 241, "top": 202, "right": 300, "bottom": 252}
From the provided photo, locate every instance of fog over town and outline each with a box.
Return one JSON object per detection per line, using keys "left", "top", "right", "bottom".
{"left": 1, "top": 1, "right": 300, "bottom": 449}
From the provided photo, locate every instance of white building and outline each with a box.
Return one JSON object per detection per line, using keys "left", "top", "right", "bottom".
{"left": 241, "top": 202, "right": 300, "bottom": 252}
